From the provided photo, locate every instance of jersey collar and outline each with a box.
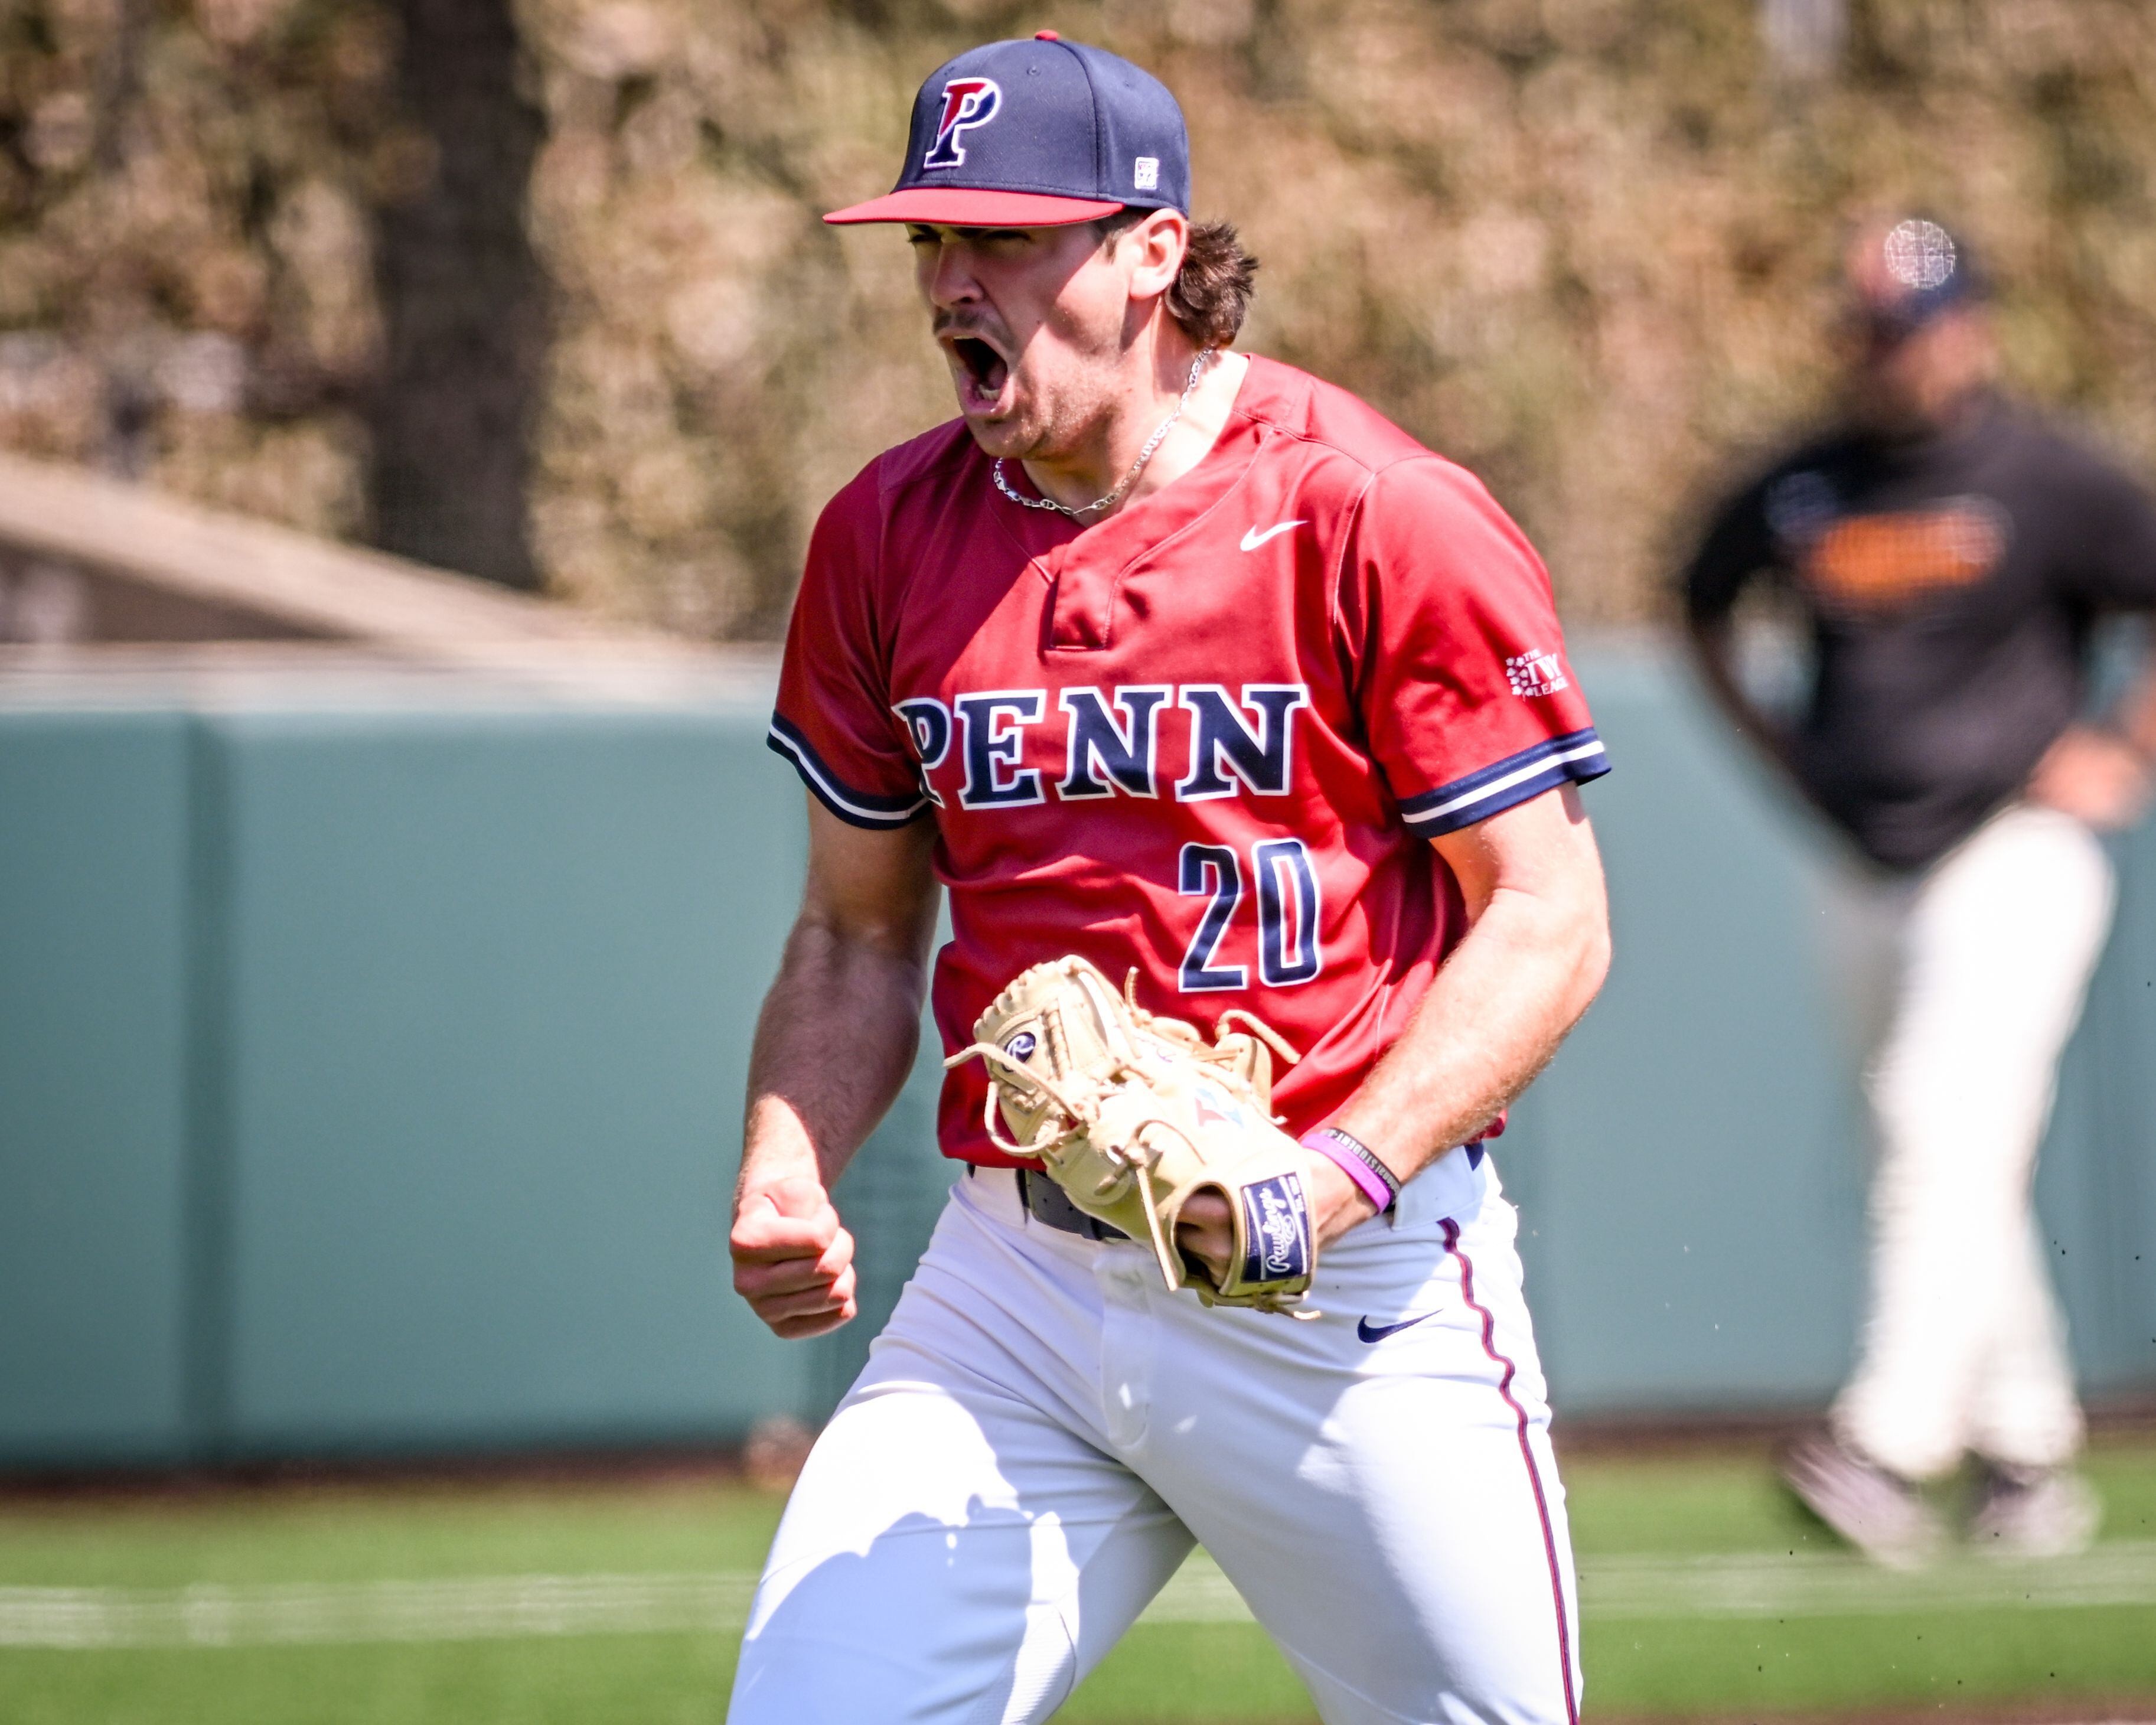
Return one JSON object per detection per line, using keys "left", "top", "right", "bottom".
{"left": 983, "top": 355, "right": 1284, "bottom": 572}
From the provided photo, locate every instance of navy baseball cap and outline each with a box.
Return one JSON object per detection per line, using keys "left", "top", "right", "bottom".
{"left": 825, "top": 32, "right": 1190, "bottom": 227}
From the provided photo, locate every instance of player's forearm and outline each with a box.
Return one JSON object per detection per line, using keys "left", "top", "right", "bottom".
{"left": 1685, "top": 617, "right": 1814, "bottom": 801}
{"left": 1687, "top": 618, "right": 1775, "bottom": 748}
{"left": 741, "top": 919, "right": 929, "bottom": 1198}
{"left": 1332, "top": 836, "right": 1609, "bottom": 1176}
{"left": 2110, "top": 645, "right": 2156, "bottom": 760}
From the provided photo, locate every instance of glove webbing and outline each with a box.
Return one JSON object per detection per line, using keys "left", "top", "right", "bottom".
{"left": 950, "top": 1033, "right": 1110, "bottom": 1162}
{"left": 951, "top": 1033, "right": 1204, "bottom": 1281}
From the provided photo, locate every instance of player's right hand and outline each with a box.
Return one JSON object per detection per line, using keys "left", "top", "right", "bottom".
{"left": 2028, "top": 723, "right": 2152, "bottom": 831}
{"left": 730, "top": 1175, "right": 859, "bottom": 1339}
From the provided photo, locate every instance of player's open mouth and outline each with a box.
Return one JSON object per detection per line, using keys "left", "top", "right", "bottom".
{"left": 948, "top": 335, "right": 1013, "bottom": 415}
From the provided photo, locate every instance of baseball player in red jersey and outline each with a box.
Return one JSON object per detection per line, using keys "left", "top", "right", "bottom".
{"left": 729, "top": 34, "right": 1612, "bottom": 1724}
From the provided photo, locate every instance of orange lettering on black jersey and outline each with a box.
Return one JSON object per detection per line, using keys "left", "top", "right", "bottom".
{"left": 1802, "top": 502, "right": 2008, "bottom": 612}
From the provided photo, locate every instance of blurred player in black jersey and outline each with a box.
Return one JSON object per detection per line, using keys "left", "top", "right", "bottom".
{"left": 1682, "top": 217, "right": 2156, "bottom": 1566}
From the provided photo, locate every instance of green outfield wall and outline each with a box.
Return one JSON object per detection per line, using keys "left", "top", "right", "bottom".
{"left": 1, "top": 644, "right": 2151, "bottom": 1469}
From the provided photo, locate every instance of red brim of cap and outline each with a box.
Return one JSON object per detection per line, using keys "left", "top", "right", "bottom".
{"left": 824, "top": 187, "right": 1125, "bottom": 227}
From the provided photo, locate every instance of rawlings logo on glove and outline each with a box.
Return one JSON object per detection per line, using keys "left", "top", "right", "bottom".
{"left": 1242, "top": 1178, "right": 1311, "bottom": 1283}
{"left": 945, "top": 956, "right": 1319, "bottom": 1316}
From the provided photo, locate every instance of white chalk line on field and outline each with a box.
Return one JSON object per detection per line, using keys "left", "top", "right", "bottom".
{"left": 4, "top": 1543, "right": 2155, "bottom": 1649}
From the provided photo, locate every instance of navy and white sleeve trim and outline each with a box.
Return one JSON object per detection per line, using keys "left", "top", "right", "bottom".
{"left": 767, "top": 713, "right": 930, "bottom": 829}
{"left": 1397, "top": 728, "right": 1610, "bottom": 836}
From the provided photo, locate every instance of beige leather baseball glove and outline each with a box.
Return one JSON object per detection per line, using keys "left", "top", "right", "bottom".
{"left": 946, "top": 955, "right": 1318, "bottom": 1316}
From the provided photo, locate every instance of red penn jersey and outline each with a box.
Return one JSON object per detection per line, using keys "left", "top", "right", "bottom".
{"left": 771, "top": 356, "right": 1607, "bottom": 1168}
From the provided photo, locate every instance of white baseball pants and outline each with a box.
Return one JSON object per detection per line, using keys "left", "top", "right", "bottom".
{"left": 729, "top": 1153, "right": 1582, "bottom": 1725}
{"left": 1824, "top": 803, "right": 2113, "bottom": 1480}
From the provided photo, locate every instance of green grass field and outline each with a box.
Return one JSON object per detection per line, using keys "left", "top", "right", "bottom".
{"left": 2, "top": 1439, "right": 2152, "bottom": 1724}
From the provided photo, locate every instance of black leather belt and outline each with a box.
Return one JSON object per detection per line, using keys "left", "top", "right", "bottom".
{"left": 1015, "top": 1168, "right": 1128, "bottom": 1241}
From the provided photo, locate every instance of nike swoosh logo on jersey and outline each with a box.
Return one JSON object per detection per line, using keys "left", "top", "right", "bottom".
{"left": 1357, "top": 1311, "right": 1438, "bottom": 1344}
{"left": 1240, "top": 519, "right": 1307, "bottom": 552}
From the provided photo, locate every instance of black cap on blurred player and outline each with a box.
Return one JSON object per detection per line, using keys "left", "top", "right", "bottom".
{"left": 1849, "top": 217, "right": 1986, "bottom": 347}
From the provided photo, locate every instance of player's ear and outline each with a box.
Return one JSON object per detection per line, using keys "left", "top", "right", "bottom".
{"left": 1124, "top": 208, "right": 1188, "bottom": 304}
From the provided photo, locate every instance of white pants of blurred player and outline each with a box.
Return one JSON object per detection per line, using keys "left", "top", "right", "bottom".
{"left": 728, "top": 1154, "right": 1582, "bottom": 1725}
{"left": 1824, "top": 803, "right": 2113, "bottom": 1481}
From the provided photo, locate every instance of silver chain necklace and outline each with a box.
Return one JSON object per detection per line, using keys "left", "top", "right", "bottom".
{"left": 992, "top": 348, "right": 1216, "bottom": 521}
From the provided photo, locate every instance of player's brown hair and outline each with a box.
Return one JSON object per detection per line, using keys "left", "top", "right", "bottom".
{"left": 1096, "top": 210, "right": 1259, "bottom": 350}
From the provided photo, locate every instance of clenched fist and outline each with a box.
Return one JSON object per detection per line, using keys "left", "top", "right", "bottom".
{"left": 730, "top": 1175, "right": 858, "bottom": 1339}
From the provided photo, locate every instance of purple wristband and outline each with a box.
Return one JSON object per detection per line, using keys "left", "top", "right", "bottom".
{"left": 1300, "top": 1126, "right": 1400, "bottom": 1215}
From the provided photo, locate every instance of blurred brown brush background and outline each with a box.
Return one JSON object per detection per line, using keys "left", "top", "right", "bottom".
{"left": 4, "top": 0, "right": 2154, "bottom": 637}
